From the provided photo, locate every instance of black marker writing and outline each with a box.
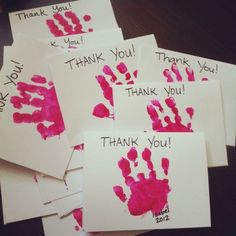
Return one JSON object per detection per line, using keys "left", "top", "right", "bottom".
{"left": 110, "top": 44, "right": 135, "bottom": 61}
{"left": 125, "top": 87, "right": 158, "bottom": 97}
{"left": 0, "top": 92, "right": 9, "bottom": 112}
{"left": 155, "top": 51, "right": 190, "bottom": 67}
{"left": 15, "top": 9, "right": 48, "bottom": 20}
{"left": 101, "top": 136, "right": 139, "bottom": 147}
{"left": 148, "top": 136, "right": 171, "bottom": 148}
{"left": 65, "top": 53, "right": 105, "bottom": 70}
{"left": 4, "top": 60, "right": 24, "bottom": 86}
{"left": 164, "top": 84, "right": 185, "bottom": 97}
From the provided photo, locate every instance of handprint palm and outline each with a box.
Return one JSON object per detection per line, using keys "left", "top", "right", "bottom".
{"left": 113, "top": 147, "right": 170, "bottom": 216}
{"left": 93, "top": 62, "right": 137, "bottom": 119}
{"left": 46, "top": 11, "right": 93, "bottom": 37}
{"left": 147, "top": 97, "right": 194, "bottom": 132}
{"left": 10, "top": 75, "right": 65, "bottom": 140}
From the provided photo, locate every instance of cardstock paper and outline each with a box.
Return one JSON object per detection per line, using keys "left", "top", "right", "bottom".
{"left": 49, "top": 34, "right": 157, "bottom": 146}
{"left": 113, "top": 81, "right": 227, "bottom": 167}
{"left": 37, "top": 168, "right": 83, "bottom": 203}
{"left": 9, "top": 0, "right": 118, "bottom": 40}
{"left": 42, "top": 210, "right": 147, "bottom": 236}
{"left": 67, "top": 145, "right": 84, "bottom": 170}
{"left": 138, "top": 46, "right": 236, "bottom": 146}
{"left": 0, "top": 160, "right": 55, "bottom": 224}
{"left": 83, "top": 131, "right": 210, "bottom": 231}
{"left": 43, "top": 28, "right": 124, "bottom": 50}
{"left": 51, "top": 192, "right": 83, "bottom": 217}
{"left": 0, "top": 36, "right": 71, "bottom": 179}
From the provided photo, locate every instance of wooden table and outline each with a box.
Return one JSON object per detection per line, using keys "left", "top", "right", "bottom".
{"left": 0, "top": 1, "right": 236, "bottom": 235}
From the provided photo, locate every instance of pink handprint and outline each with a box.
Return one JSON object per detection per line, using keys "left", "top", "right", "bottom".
{"left": 93, "top": 62, "right": 137, "bottom": 119}
{"left": 10, "top": 75, "right": 65, "bottom": 140}
{"left": 163, "top": 63, "right": 208, "bottom": 82}
{"left": 73, "top": 208, "right": 83, "bottom": 232}
{"left": 147, "top": 97, "right": 194, "bottom": 132}
{"left": 46, "top": 11, "right": 93, "bottom": 37}
{"left": 113, "top": 147, "right": 170, "bottom": 216}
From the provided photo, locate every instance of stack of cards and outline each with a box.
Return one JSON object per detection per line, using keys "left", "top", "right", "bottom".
{"left": 0, "top": 0, "right": 235, "bottom": 235}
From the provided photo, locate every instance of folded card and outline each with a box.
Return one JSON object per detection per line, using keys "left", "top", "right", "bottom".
{"left": 83, "top": 131, "right": 210, "bottom": 231}
{"left": 49, "top": 34, "right": 157, "bottom": 146}
{"left": 0, "top": 35, "right": 71, "bottom": 178}
{"left": 9, "top": 0, "right": 118, "bottom": 40}
{"left": 138, "top": 46, "right": 236, "bottom": 146}
{"left": 0, "top": 160, "right": 55, "bottom": 224}
{"left": 113, "top": 81, "right": 227, "bottom": 167}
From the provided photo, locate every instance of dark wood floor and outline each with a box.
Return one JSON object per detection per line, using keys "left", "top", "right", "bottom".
{"left": 0, "top": 1, "right": 236, "bottom": 236}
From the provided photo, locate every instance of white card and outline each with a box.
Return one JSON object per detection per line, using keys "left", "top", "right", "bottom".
{"left": 9, "top": 0, "right": 118, "bottom": 40}
{"left": 43, "top": 28, "right": 124, "bottom": 49}
{"left": 51, "top": 192, "right": 83, "bottom": 217}
{"left": 68, "top": 145, "right": 84, "bottom": 170}
{"left": 0, "top": 36, "right": 71, "bottom": 178}
{"left": 37, "top": 168, "right": 83, "bottom": 203}
{"left": 138, "top": 46, "right": 236, "bottom": 146}
{"left": 49, "top": 34, "right": 157, "bottom": 146}
{"left": 113, "top": 81, "right": 227, "bottom": 167}
{"left": 42, "top": 209, "right": 147, "bottom": 236}
{"left": 0, "top": 160, "right": 55, "bottom": 224}
{"left": 83, "top": 132, "right": 210, "bottom": 231}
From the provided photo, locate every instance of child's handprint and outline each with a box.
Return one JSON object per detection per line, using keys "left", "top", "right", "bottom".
{"left": 10, "top": 75, "right": 65, "bottom": 140}
{"left": 46, "top": 11, "right": 93, "bottom": 37}
{"left": 73, "top": 208, "right": 83, "bottom": 232}
{"left": 163, "top": 63, "right": 208, "bottom": 82}
{"left": 113, "top": 147, "right": 170, "bottom": 216}
{"left": 92, "top": 62, "right": 137, "bottom": 119}
{"left": 147, "top": 97, "right": 194, "bottom": 132}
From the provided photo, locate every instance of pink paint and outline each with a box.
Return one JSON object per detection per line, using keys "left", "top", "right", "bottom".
{"left": 10, "top": 75, "right": 65, "bottom": 140}
{"left": 46, "top": 11, "right": 92, "bottom": 37}
{"left": 83, "top": 15, "right": 91, "bottom": 21}
{"left": 74, "top": 143, "right": 84, "bottom": 151}
{"left": 161, "top": 158, "right": 169, "bottom": 175}
{"left": 93, "top": 62, "right": 137, "bottom": 120}
{"left": 93, "top": 103, "right": 113, "bottom": 119}
{"left": 163, "top": 63, "right": 208, "bottom": 82}
{"left": 127, "top": 147, "right": 138, "bottom": 167}
{"left": 147, "top": 97, "right": 194, "bottom": 132}
{"left": 113, "top": 186, "right": 127, "bottom": 202}
{"left": 113, "top": 147, "right": 170, "bottom": 216}
{"left": 73, "top": 208, "right": 83, "bottom": 231}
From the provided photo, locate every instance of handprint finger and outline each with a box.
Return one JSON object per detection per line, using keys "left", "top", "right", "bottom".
{"left": 64, "top": 11, "right": 84, "bottom": 34}
{"left": 142, "top": 147, "right": 156, "bottom": 179}
{"left": 171, "top": 63, "right": 183, "bottom": 81}
{"left": 53, "top": 12, "right": 75, "bottom": 35}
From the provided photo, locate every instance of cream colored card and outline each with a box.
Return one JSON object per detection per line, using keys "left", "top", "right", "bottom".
{"left": 113, "top": 81, "right": 227, "bottom": 167}
{"left": 0, "top": 160, "right": 55, "bottom": 224}
{"left": 9, "top": 0, "right": 118, "bottom": 40}
{"left": 49, "top": 35, "right": 157, "bottom": 146}
{"left": 42, "top": 209, "right": 147, "bottom": 236}
{"left": 37, "top": 168, "right": 83, "bottom": 203}
{"left": 83, "top": 131, "right": 210, "bottom": 231}
{"left": 51, "top": 192, "right": 83, "bottom": 217}
{"left": 0, "top": 35, "right": 71, "bottom": 179}
{"left": 138, "top": 46, "right": 236, "bottom": 146}
{"left": 43, "top": 28, "right": 124, "bottom": 49}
